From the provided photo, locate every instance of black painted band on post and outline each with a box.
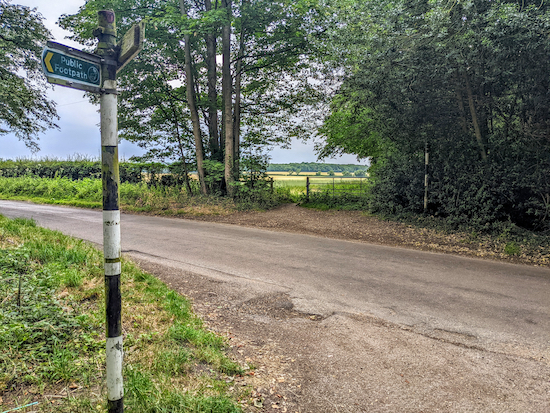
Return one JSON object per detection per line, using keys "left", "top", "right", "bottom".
{"left": 108, "top": 397, "right": 124, "bottom": 413}
{"left": 102, "top": 145, "right": 120, "bottom": 211}
{"left": 105, "top": 274, "right": 122, "bottom": 338}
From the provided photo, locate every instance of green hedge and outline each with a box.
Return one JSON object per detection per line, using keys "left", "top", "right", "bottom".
{"left": 0, "top": 159, "right": 145, "bottom": 183}
{"left": 368, "top": 133, "right": 550, "bottom": 232}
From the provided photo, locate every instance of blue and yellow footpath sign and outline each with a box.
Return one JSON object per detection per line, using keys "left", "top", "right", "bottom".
{"left": 41, "top": 42, "right": 103, "bottom": 93}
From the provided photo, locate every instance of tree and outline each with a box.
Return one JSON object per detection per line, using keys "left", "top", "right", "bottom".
{"left": 115, "top": 62, "right": 196, "bottom": 194}
{"left": 319, "top": 0, "right": 550, "bottom": 230}
{"left": 0, "top": 1, "right": 58, "bottom": 150}
{"left": 60, "top": 0, "right": 326, "bottom": 195}
{"left": 221, "top": 0, "right": 235, "bottom": 195}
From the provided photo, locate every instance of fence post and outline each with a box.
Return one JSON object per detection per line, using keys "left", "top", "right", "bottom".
{"left": 270, "top": 177, "right": 274, "bottom": 193}
{"left": 333, "top": 177, "right": 335, "bottom": 197}
{"left": 306, "top": 176, "right": 310, "bottom": 201}
{"left": 424, "top": 141, "right": 430, "bottom": 213}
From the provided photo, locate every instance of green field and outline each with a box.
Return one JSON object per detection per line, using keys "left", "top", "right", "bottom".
{"left": 266, "top": 174, "right": 369, "bottom": 198}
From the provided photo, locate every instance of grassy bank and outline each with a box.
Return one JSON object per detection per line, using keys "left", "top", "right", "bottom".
{"left": 0, "top": 176, "right": 240, "bottom": 216}
{"left": 0, "top": 215, "right": 246, "bottom": 412}
{"left": 0, "top": 175, "right": 368, "bottom": 212}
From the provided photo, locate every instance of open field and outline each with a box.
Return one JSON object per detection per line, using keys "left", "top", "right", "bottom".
{"left": 266, "top": 174, "right": 369, "bottom": 199}
{"left": 267, "top": 171, "right": 347, "bottom": 177}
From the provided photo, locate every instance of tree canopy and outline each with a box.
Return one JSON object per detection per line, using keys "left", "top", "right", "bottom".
{"left": 320, "top": 0, "right": 550, "bottom": 230}
{"left": 0, "top": 0, "right": 58, "bottom": 150}
{"left": 60, "top": 0, "right": 326, "bottom": 194}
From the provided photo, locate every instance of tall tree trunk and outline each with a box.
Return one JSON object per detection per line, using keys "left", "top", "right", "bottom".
{"left": 181, "top": 0, "right": 208, "bottom": 194}
{"left": 464, "top": 72, "right": 487, "bottom": 161}
{"left": 233, "top": 0, "right": 247, "bottom": 181}
{"left": 222, "top": 0, "right": 235, "bottom": 195}
{"left": 233, "top": 66, "right": 242, "bottom": 178}
{"left": 205, "top": 0, "right": 221, "bottom": 161}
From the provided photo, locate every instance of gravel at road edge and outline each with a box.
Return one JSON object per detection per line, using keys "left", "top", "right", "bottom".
{"left": 182, "top": 203, "right": 549, "bottom": 267}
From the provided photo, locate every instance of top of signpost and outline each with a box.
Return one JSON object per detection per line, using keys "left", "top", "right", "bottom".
{"left": 41, "top": 15, "right": 145, "bottom": 93}
{"left": 117, "top": 21, "right": 145, "bottom": 73}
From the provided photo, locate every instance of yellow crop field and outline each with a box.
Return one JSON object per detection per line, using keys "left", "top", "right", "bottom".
{"left": 267, "top": 172, "right": 346, "bottom": 179}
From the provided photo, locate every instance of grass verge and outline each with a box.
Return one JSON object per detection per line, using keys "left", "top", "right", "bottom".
{"left": 0, "top": 215, "right": 246, "bottom": 412}
{"left": 0, "top": 176, "right": 239, "bottom": 216}
{"left": 386, "top": 212, "right": 550, "bottom": 265}
{"left": 0, "top": 176, "right": 286, "bottom": 216}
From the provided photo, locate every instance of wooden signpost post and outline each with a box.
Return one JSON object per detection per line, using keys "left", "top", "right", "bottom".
{"left": 41, "top": 10, "right": 144, "bottom": 413}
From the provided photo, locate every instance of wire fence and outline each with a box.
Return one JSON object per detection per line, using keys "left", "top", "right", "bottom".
{"left": 305, "top": 177, "right": 369, "bottom": 199}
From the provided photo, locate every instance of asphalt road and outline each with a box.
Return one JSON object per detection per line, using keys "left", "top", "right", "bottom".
{"left": 1, "top": 200, "right": 549, "bottom": 361}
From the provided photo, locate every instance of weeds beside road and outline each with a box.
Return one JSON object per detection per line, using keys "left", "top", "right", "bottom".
{"left": 0, "top": 216, "right": 247, "bottom": 412}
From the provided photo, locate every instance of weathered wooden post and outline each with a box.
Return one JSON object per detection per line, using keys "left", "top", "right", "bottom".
{"left": 95, "top": 10, "right": 123, "bottom": 412}
{"left": 424, "top": 140, "right": 430, "bottom": 213}
{"left": 306, "top": 176, "right": 310, "bottom": 201}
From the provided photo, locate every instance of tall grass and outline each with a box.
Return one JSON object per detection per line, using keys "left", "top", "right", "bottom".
{"left": 0, "top": 176, "right": 210, "bottom": 211}
{"left": 0, "top": 215, "right": 245, "bottom": 412}
{"left": 0, "top": 176, "right": 286, "bottom": 214}
{"left": 0, "top": 176, "right": 102, "bottom": 207}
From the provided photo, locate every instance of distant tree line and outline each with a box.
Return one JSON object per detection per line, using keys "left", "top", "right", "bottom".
{"left": 267, "top": 163, "right": 367, "bottom": 173}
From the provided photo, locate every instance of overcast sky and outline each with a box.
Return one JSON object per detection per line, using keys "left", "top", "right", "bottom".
{"left": 3, "top": 0, "right": 367, "bottom": 165}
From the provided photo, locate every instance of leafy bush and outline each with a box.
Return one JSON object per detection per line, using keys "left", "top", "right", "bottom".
{"left": 0, "top": 158, "right": 143, "bottom": 183}
{"left": 203, "top": 160, "right": 225, "bottom": 195}
{"left": 233, "top": 154, "right": 282, "bottom": 209}
{"left": 368, "top": 133, "right": 550, "bottom": 232}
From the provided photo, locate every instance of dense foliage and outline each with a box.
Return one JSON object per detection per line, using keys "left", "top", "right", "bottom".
{"left": 0, "top": 1, "right": 58, "bottom": 149}
{"left": 320, "top": 0, "right": 550, "bottom": 231}
{"left": 0, "top": 159, "right": 144, "bottom": 183}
